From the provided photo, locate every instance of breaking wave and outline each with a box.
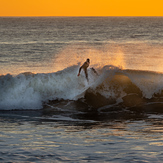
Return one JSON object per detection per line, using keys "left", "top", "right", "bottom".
{"left": 1, "top": 65, "right": 163, "bottom": 110}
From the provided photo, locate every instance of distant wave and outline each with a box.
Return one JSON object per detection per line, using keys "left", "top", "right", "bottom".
{"left": 1, "top": 65, "right": 163, "bottom": 110}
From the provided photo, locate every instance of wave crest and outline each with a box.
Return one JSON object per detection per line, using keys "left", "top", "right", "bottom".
{"left": 1, "top": 65, "right": 163, "bottom": 110}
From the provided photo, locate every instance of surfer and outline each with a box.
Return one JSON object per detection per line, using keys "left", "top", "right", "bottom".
{"left": 78, "top": 58, "right": 90, "bottom": 81}
{"left": 77, "top": 58, "right": 98, "bottom": 82}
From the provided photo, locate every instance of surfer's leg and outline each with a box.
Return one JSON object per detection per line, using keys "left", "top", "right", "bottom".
{"left": 84, "top": 69, "right": 89, "bottom": 82}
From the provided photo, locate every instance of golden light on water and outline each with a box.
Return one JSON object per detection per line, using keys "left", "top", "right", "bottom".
{"left": 53, "top": 44, "right": 127, "bottom": 72}
{"left": 1, "top": 43, "right": 163, "bottom": 75}
{"left": 52, "top": 43, "right": 163, "bottom": 74}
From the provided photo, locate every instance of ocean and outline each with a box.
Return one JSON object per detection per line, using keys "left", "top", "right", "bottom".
{"left": 0, "top": 17, "right": 163, "bottom": 162}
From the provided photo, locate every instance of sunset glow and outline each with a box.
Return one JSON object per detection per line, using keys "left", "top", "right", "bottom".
{"left": 1, "top": 0, "right": 163, "bottom": 16}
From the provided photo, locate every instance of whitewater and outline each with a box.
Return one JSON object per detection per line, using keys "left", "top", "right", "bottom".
{"left": 1, "top": 63, "right": 163, "bottom": 110}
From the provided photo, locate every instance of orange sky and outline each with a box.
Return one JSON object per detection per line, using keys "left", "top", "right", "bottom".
{"left": 0, "top": 0, "right": 163, "bottom": 16}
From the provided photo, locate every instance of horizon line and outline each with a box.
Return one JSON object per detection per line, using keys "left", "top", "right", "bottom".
{"left": 1, "top": 16, "right": 163, "bottom": 17}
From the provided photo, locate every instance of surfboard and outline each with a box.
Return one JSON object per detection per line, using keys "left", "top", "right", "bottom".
{"left": 74, "top": 77, "right": 99, "bottom": 100}
{"left": 73, "top": 85, "right": 90, "bottom": 100}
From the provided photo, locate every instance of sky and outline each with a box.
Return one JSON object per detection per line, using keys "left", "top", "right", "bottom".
{"left": 0, "top": 0, "right": 163, "bottom": 16}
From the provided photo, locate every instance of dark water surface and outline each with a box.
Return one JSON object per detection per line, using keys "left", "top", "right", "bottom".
{"left": 0, "top": 105, "right": 163, "bottom": 162}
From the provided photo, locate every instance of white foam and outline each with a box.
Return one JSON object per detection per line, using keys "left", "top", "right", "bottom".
{"left": 148, "top": 114, "right": 163, "bottom": 119}
{"left": 1, "top": 65, "right": 163, "bottom": 110}
{"left": 124, "top": 70, "right": 163, "bottom": 98}
{"left": 0, "top": 74, "right": 42, "bottom": 110}
{"left": 0, "top": 65, "right": 97, "bottom": 110}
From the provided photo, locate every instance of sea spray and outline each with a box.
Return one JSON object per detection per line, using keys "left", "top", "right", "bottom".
{"left": 1, "top": 65, "right": 163, "bottom": 110}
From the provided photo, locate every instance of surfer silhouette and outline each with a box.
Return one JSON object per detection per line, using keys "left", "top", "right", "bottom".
{"left": 78, "top": 58, "right": 90, "bottom": 81}
{"left": 78, "top": 58, "right": 98, "bottom": 82}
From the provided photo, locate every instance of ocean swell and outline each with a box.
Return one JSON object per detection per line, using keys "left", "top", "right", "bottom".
{"left": 85, "top": 69, "right": 163, "bottom": 109}
{"left": 1, "top": 65, "right": 163, "bottom": 110}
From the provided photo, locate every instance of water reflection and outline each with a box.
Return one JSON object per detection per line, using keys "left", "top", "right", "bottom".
{"left": 0, "top": 104, "right": 163, "bottom": 162}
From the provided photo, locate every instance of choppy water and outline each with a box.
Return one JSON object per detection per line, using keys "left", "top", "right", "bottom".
{"left": 1, "top": 17, "right": 163, "bottom": 162}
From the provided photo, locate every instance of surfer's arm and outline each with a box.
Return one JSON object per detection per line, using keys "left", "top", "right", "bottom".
{"left": 91, "top": 67, "right": 99, "bottom": 76}
{"left": 77, "top": 66, "right": 83, "bottom": 76}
